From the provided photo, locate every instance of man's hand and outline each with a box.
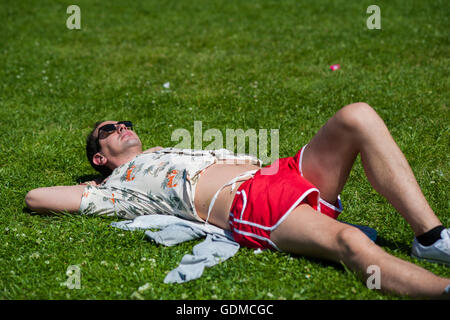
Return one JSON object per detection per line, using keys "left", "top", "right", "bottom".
{"left": 79, "top": 177, "right": 104, "bottom": 186}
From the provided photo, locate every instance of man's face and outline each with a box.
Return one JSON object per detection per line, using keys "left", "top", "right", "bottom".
{"left": 95, "top": 120, "right": 142, "bottom": 159}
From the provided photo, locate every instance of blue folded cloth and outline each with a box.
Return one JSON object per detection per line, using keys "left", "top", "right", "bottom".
{"left": 111, "top": 215, "right": 240, "bottom": 284}
{"left": 340, "top": 221, "right": 378, "bottom": 242}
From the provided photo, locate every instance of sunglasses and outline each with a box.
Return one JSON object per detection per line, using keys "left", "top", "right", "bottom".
{"left": 96, "top": 121, "right": 133, "bottom": 143}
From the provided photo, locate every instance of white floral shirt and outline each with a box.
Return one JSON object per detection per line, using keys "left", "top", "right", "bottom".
{"left": 79, "top": 148, "right": 262, "bottom": 221}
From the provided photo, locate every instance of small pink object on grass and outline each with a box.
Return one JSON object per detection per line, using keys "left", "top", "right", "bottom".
{"left": 330, "top": 64, "right": 340, "bottom": 71}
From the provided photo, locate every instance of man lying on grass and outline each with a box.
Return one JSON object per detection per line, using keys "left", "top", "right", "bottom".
{"left": 25, "top": 102, "right": 450, "bottom": 298}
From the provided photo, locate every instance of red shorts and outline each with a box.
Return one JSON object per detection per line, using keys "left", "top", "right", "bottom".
{"left": 229, "top": 146, "right": 343, "bottom": 250}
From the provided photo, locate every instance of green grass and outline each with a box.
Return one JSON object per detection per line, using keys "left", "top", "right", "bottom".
{"left": 0, "top": 0, "right": 449, "bottom": 300}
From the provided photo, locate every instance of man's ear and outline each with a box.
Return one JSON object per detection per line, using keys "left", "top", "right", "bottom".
{"left": 93, "top": 153, "right": 107, "bottom": 166}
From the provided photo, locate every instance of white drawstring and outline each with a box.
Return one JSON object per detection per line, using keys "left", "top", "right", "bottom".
{"left": 205, "top": 169, "right": 259, "bottom": 224}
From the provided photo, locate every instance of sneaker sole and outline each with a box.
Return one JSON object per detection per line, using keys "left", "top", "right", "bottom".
{"left": 411, "top": 253, "right": 450, "bottom": 267}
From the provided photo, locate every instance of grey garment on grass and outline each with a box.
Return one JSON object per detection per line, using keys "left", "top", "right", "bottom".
{"left": 164, "top": 232, "right": 240, "bottom": 283}
{"left": 111, "top": 215, "right": 240, "bottom": 284}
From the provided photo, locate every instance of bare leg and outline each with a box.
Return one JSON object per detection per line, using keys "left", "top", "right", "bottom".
{"left": 301, "top": 102, "right": 441, "bottom": 235}
{"left": 270, "top": 204, "right": 450, "bottom": 298}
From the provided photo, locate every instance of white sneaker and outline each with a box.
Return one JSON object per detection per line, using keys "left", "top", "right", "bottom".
{"left": 411, "top": 228, "right": 450, "bottom": 266}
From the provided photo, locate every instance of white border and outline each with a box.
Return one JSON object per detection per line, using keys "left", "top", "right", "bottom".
{"left": 320, "top": 195, "right": 343, "bottom": 213}
{"left": 230, "top": 187, "right": 320, "bottom": 251}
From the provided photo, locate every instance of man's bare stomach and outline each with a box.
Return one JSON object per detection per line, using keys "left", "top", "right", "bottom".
{"left": 194, "top": 162, "right": 260, "bottom": 230}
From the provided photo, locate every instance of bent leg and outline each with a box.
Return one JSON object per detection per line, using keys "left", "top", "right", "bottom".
{"left": 270, "top": 204, "right": 450, "bottom": 298}
{"left": 301, "top": 102, "right": 441, "bottom": 235}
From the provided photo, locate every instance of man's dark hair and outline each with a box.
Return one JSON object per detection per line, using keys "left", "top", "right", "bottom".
{"left": 86, "top": 121, "right": 113, "bottom": 178}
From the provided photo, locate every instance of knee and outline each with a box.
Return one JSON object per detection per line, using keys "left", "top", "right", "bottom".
{"left": 336, "top": 227, "right": 371, "bottom": 260}
{"left": 335, "top": 102, "right": 381, "bottom": 133}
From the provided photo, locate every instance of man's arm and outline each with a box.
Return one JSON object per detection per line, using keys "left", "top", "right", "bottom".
{"left": 25, "top": 185, "right": 87, "bottom": 214}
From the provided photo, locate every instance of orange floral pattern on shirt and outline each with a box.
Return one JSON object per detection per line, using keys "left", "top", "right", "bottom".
{"left": 125, "top": 165, "right": 136, "bottom": 182}
{"left": 166, "top": 169, "right": 178, "bottom": 188}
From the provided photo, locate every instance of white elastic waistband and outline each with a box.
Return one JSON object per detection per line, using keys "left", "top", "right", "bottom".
{"left": 205, "top": 169, "right": 259, "bottom": 224}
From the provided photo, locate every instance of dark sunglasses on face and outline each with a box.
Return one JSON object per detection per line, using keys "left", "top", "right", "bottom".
{"left": 97, "top": 121, "right": 133, "bottom": 140}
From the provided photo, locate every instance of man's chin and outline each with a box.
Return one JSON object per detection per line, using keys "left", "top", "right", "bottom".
{"left": 123, "top": 138, "right": 142, "bottom": 151}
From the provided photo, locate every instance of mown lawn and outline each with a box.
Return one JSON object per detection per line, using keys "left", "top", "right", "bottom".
{"left": 0, "top": 0, "right": 448, "bottom": 300}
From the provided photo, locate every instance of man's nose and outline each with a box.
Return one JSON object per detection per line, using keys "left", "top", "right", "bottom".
{"left": 116, "top": 123, "right": 127, "bottom": 132}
